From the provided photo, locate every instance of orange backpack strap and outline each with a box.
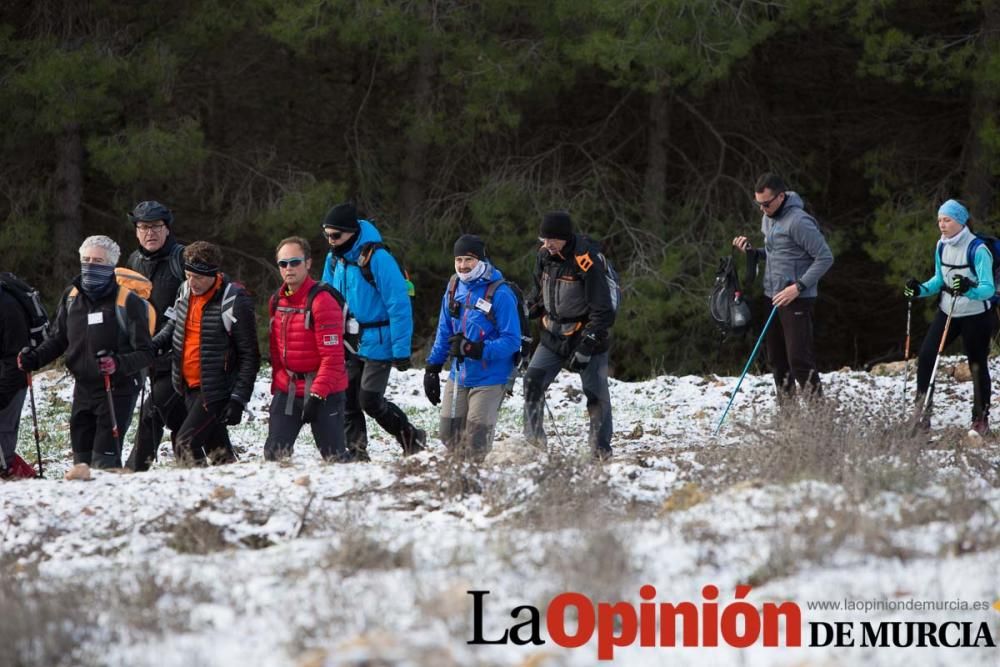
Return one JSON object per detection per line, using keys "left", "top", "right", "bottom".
{"left": 575, "top": 251, "right": 594, "bottom": 272}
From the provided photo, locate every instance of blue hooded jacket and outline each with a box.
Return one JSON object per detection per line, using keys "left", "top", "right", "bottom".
{"left": 322, "top": 220, "right": 413, "bottom": 361}
{"left": 427, "top": 263, "right": 521, "bottom": 387}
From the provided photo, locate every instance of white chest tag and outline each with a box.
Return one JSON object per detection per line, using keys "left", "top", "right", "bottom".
{"left": 475, "top": 298, "right": 492, "bottom": 314}
{"left": 88, "top": 312, "right": 104, "bottom": 325}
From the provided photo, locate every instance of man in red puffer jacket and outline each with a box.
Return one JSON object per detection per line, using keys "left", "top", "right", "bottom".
{"left": 265, "top": 236, "right": 350, "bottom": 462}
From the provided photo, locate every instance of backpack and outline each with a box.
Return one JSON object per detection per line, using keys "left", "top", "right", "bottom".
{"left": 937, "top": 233, "right": 1000, "bottom": 306}
{"left": 173, "top": 279, "right": 247, "bottom": 335}
{"left": 67, "top": 268, "right": 156, "bottom": 337}
{"left": 270, "top": 282, "right": 347, "bottom": 330}
{"left": 710, "top": 255, "right": 752, "bottom": 337}
{"left": 0, "top": 272, "right": 50, "bottom": 348}
{"left": 446, "top": 274, "right": 533, "bottom": 366}
{"left": 572, "top": 237, "right": 623, "bottom": 313}
{"left": 340, "top": 242, "right": 415, "bottom": 297}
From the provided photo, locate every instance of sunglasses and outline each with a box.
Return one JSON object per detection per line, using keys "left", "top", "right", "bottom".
{"left": 753, "top": 192, "right": 783, "bottom": 209}
{"left": 277, "top": 257, "right": 305, "bottom": 269}
{"left": 323, "top": 229, "right": 346, "bottom": 241}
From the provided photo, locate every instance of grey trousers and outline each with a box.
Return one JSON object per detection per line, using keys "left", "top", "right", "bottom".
{"left": 0, "top": 387, "right": 27, "bottom": 468}
{"left": 439, "top": 380, "right": 504, "bottom": 459}
{"left": 522, "top": 344, "right": 613, "bottom": 455}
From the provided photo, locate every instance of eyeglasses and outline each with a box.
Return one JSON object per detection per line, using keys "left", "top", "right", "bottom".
{"left": 277, "top": 257, "right": 305, "bottom": 269}
{"left": 753, "top": 192, "right": 783, "bottom": 209}
{"left": 136, "top": 223, "right": 166, "bottom": 233}
{"left": 323, "top": 229, "right": 346, "bottom": 241}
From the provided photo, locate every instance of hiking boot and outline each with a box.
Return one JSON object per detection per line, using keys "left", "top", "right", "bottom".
{"left": 592, "top": 447, "right": 613, "bottom": 463}
{"left": 402, "top": 428, "right": 426, "bottom": 456}
{"left": 970, "top": 415, "right": 990, "bottom": 437}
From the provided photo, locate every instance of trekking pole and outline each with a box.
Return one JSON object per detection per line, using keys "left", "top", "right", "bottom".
{"left": 911, "top": 298, "right": 957, "bottom": 435}
{"left": 541, "top": 393, "right": 568, "bottom": 453}
{"left": 449, "top": 361, "right": 459, "bottom": 450}
{"left": 26, "top": 372, "right": 43, "bottom": 478}
{"left": 901, "top": 297, "right": 913, "bottom": 412}
{"left": 97, "top": 353, "right": 121, "bottom": 458}
{"left": 714, "top": 304, "right": 780, "bottom": 435}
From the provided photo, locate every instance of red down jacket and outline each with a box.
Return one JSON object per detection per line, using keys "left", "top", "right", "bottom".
{"left": 269, "top": 276, "right": 348, "bottom": 398}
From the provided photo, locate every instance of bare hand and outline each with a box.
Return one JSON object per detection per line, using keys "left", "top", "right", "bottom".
{"left": 772, "top": 283, "right": 801, "bottom": 307}
{"left": 732, "top": 236, "right": 752, "bottom": 253}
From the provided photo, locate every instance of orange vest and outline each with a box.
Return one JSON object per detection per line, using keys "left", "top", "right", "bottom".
{"left": 182, "top": 275, "right": 222, "bottom": 388}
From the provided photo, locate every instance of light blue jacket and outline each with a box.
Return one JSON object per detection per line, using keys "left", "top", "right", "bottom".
{"left": 427, "top": 264, "right": 521, "bottom": 387}
{"left": 322, "top": 220, "right": 413, "bottom": 361}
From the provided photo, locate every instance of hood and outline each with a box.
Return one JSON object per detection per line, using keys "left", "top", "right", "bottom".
{"left": 339, "top": 220, "right": 382, "bottom": 262}
{"left": 768, "top": 191, "right": 805, "bottom": 221}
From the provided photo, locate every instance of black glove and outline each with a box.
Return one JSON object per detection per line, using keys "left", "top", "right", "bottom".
{"left": 17, "top": 346, "right": 39, "bottom": 372}
{"left": 448, "top": 333, "right": 464, "bottom": 360}
{"left": 903, "top": 278, "right": 922, "bottom": 299}
{"left": 567, "top": 350, "right": 591, "bottom": 372}
{"left": 301, "top": 393, "right": 322, "bottom": 423}
{"left": 950, "top": 274, "right": 975, "bottom": 295}
{"left": 576, "top": 332, "right": 600, "bottom": 357}
{"left": 222, "top": 398, "right": 244, "bottom": 426}
{"left": 392, "top": 357, "right": 411, "bottom": 372}
{"left": 527, "top": 301, "right": 545, "bottom": 320}
{"left": 461, "top": 337, "right": 484, "bottom": 360}
{"left": 423, "top": 364, "right": 442, "bottom": 405}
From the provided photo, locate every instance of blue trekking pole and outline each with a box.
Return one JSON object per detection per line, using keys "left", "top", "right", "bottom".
{"left": 714, "top": 304, "right": 779, "bottom": 435}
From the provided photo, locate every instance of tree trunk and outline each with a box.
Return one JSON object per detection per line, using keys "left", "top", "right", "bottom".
{"left": 961, "top": 3, "right": 1000, "bottom": 219}
{"left": 397, "top": 33, "right": 435, "bottom": 230}
{"left": 53, "top": 122, "right": 83, "bottom": 282}
{"left": 642, "top": 87, "right": 670, "bottom": 234}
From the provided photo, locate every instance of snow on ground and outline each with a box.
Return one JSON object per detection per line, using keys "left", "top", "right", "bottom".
{"left": 2, "top": 358, "right": 999, "bottom": 666}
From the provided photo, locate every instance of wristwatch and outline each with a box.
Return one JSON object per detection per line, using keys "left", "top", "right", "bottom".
{"left": 794, "top": 280, "right": 807, "bottom": 293}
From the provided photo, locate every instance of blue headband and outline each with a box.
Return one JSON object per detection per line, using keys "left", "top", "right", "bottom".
{"left": 938, "top": 199, "right": 969, "bottom": 226}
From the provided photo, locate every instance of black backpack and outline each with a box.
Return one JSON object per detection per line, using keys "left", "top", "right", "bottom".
{"left": 709, "top": 255, "right": 751, "bottom": 338}
{"left": 340, "top": 242, "right": 415, "bottom": 297}
{"left": 0, "top": 272, "right": 50, "bottom": 348}
{"left": 446, "top": 273, "right": 533, "bottom": 366}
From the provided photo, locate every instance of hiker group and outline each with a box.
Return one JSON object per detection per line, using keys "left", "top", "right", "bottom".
{"left": 0, "top": 200, "right": 620, "bottom": 478}
{"left": 2, "top": 170, "right": 992, "bottom": 480}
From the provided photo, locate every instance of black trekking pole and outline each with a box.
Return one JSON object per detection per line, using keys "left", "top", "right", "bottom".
{"left": 26, "top": 371, "right": 43, "bottom": 478}
{"left": 910, "top": 298, "right": 957, "bottom": 435}
{"left": 541, "top": 393, "right": 568, "bottom": 453}
{"left": 97, "top": 352, "right": 121, "bottom": 460}
{"left": 901, "top": 297, "right": 913, "bottom": 413}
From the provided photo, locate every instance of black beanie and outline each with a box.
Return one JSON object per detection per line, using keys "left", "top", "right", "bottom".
{"left": 323, "top": 203, "right": 361, "bottom": 232}
{"left": 453, "top": 234, "right": 486, "bottom": 259}
{"left": 540, "top": 211, "right": 574, "bottom": 240}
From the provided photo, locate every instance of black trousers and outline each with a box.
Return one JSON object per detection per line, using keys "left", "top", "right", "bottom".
{"left": 174, "top": 388, "right": 235, "bottom": 465}
{"left": 70, "top": 376, "right": 140, "bottom": 469}
{"left": 916, "top": 308, "right": 996, "bottom": 420}
{"left": 264, "top": 391, "right": 348, "bottom": 461}
{"left": 344, "top": 356, "right": 421, "bottom": 458}
{"left": 765, "top": 298, "right": 820, "bottom": 395}
{"left": 126, "top": 371, "right": 187, "bottom": 472}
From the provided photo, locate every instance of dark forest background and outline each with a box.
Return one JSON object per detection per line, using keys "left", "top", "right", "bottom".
{"left": 1, "top": 0, "right": 998, "bottom": 380}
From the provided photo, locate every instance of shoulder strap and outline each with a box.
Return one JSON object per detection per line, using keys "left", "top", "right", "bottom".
{"left": 304, "top": 282, "right": 346, "bottom": 330}
{"left": 221, "top": 283, "right": 239, "bottom": 334}
{"left": 480, "top": 279, "right": 506, "bottom": 326}
{"left": 169, "top": 244, "right": 186, "bottom": 281}
{"left": 446, "top": 275, "right": 460, "bottom": 316}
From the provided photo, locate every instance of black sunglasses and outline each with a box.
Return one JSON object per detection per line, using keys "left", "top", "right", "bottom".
{"left": 323, "top": 229, "right": 346, "bottom": 241}
{"left": 753, "top": 192, "right": 783, "bottom": 209}
{"left": 277, "top": 257, "right": 305, "bottom": 268}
